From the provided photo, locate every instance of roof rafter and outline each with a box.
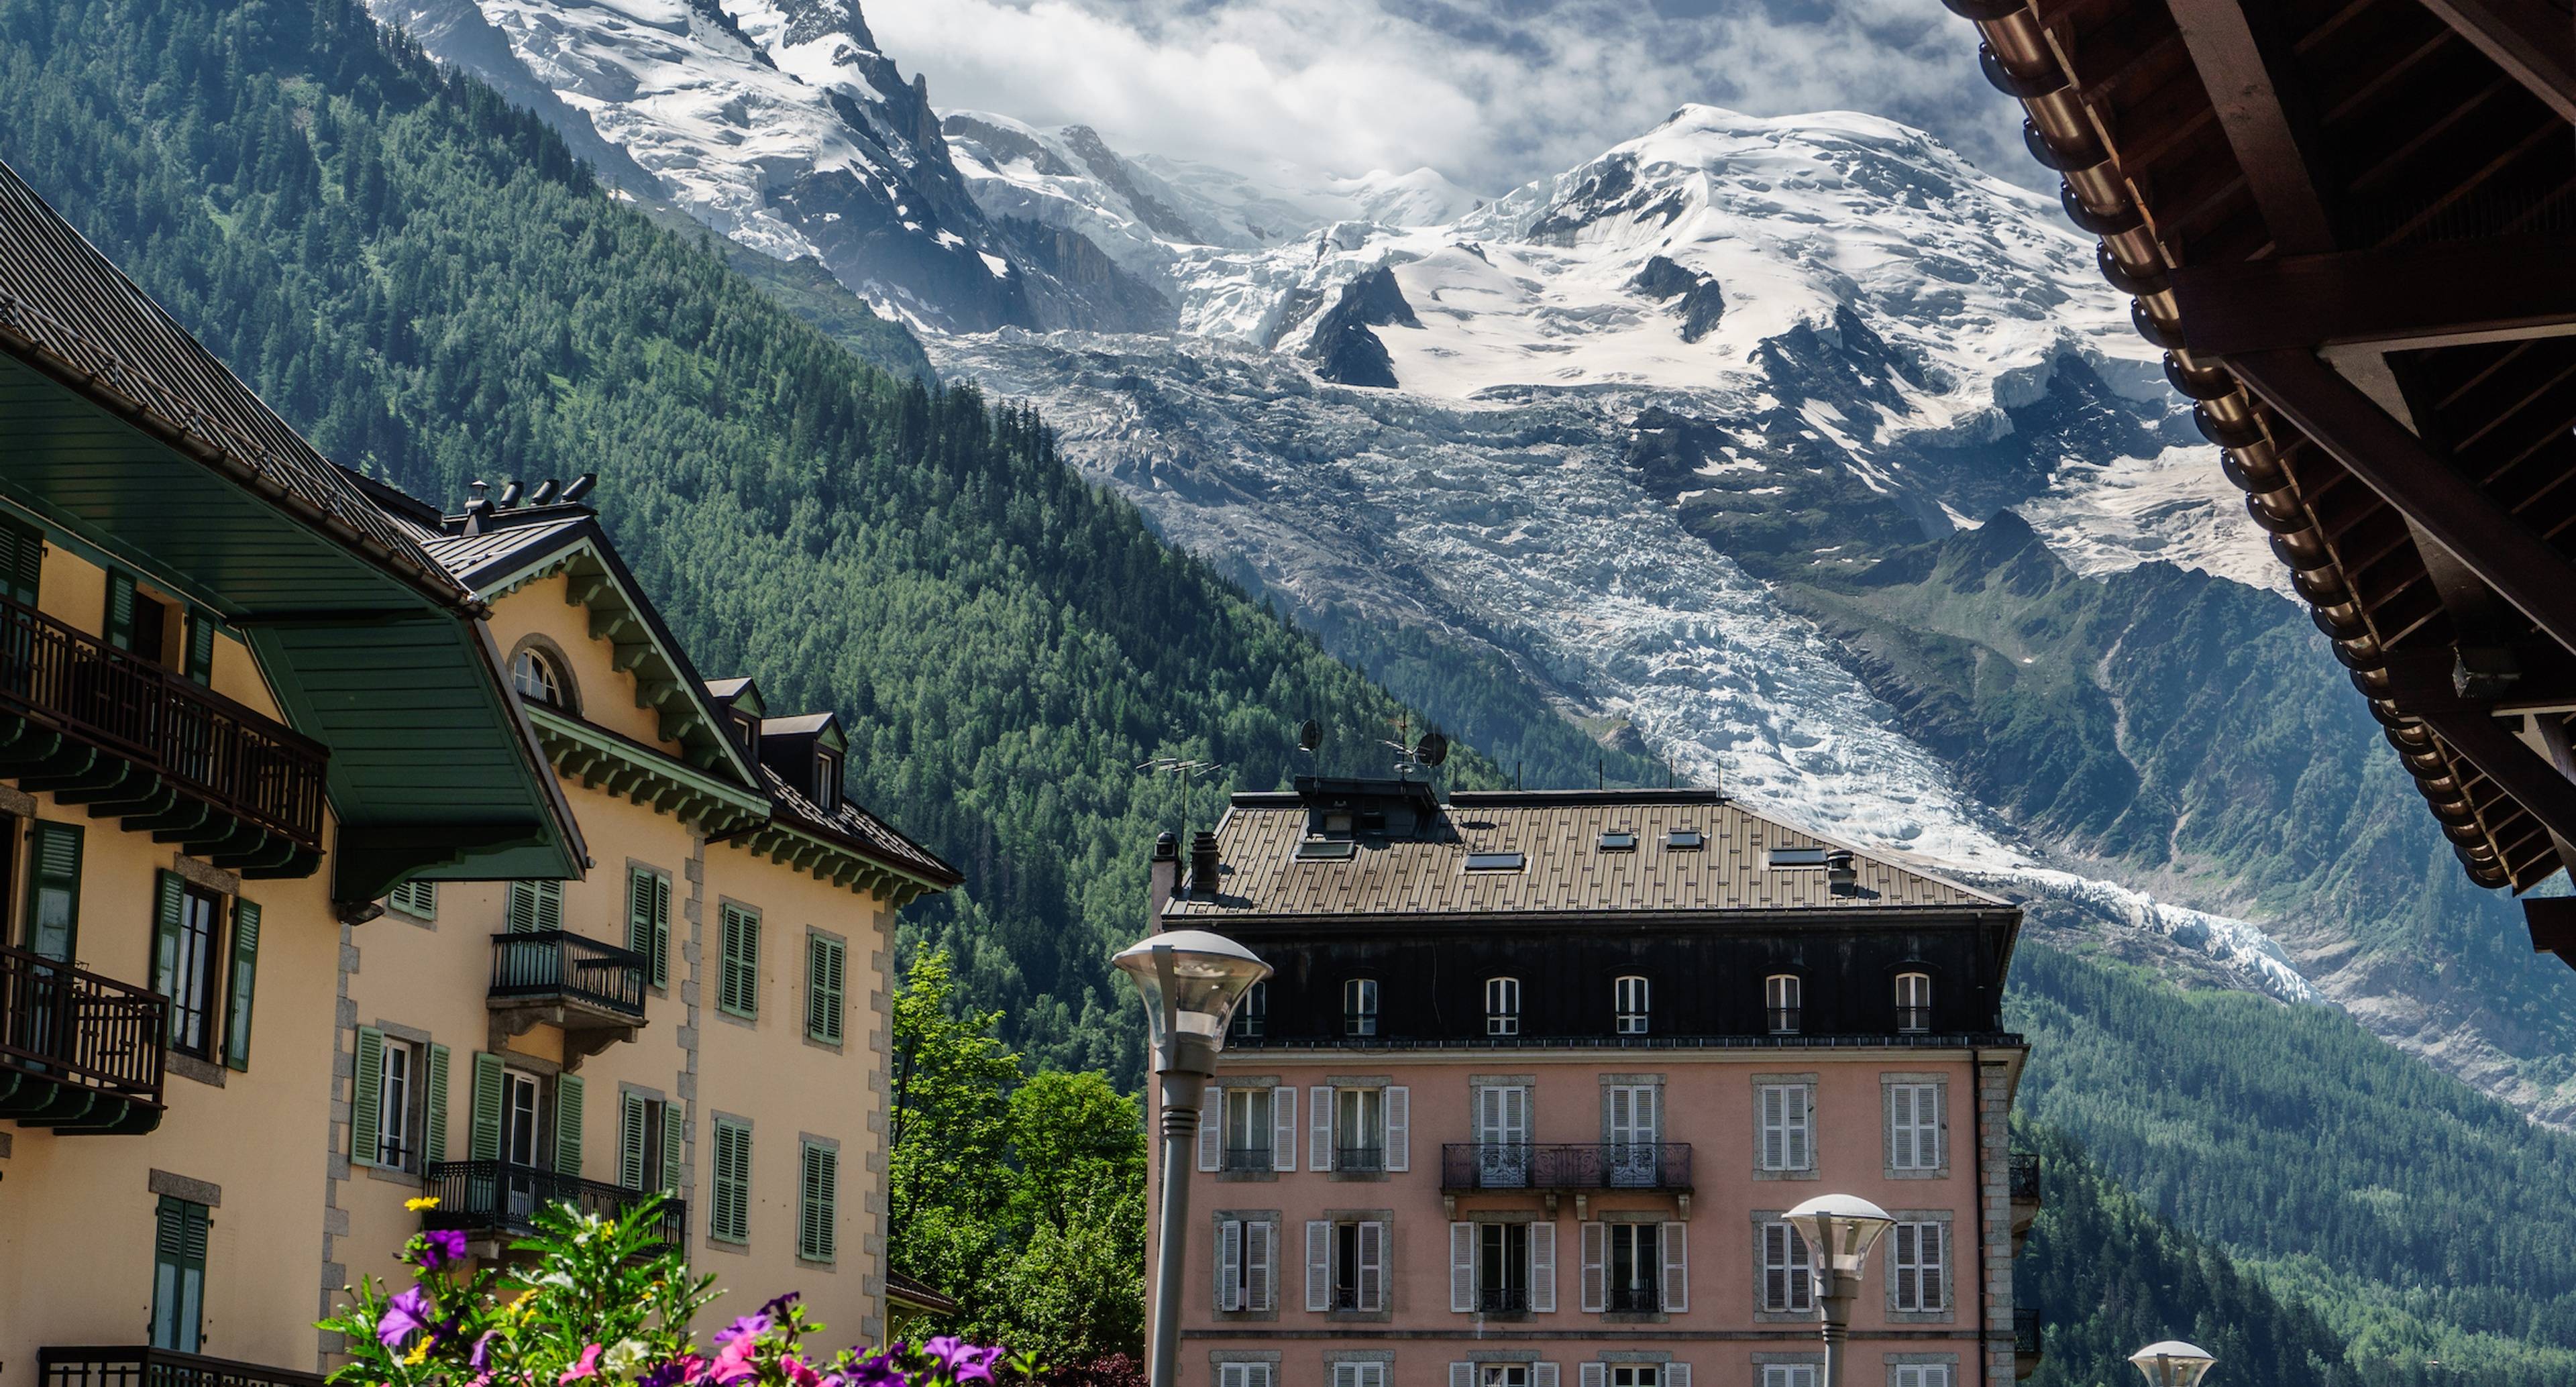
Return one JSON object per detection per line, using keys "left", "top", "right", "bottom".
{"left": 2411, "top": 0, "right": 2576, "bottom": 122}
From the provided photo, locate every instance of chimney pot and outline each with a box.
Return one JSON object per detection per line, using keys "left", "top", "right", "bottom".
{"left": 1189, "top": 830, "right": 1223, "bottom": 897}
{"left": 1147, "top": 832, "right": 1180, "bottom": 922}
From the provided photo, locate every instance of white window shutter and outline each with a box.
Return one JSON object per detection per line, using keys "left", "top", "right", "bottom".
{"left": 1666, "top": 1365, "right": 1690, "bottom": 1387}
{"left": 1274, "top": 1087, "right": 1297, "bottom": 1172}
{"left": 1761, "top": 1086, "right": 1783, "bottom": 1169}
{"left": 1660, "top": 1221, "right": 1689, "bottom": 1313}
{"left": 1311, "top": 1086, "right": 1334, "bottom": 1171}
{"left": 1358, "top": 1220, "right": 1386, "bottom": 1310}
{"left": 1219, "top": 1219, "right": 1244, "bottom": 1312}
{"left": 1580, "top": 1221, "right": 1607, "bottom": 1312}
{"left": 1581, "top": 1364, "right": 1607, "bottom": 1387}
{"left": 1923, "top": 1221, "right": 1944, "bottom": 1310}
{"left": 1199, "top": 1094, "right": 1222, "bottom": 1172}
{"left": 1889, "top": 1084, "right": 1912, "bottom": 1169}
{"left": 1305, "top": 1220, "right": 1332, "bottom": 1311}
{"left": 1534, "top": 1366, "right": 1559, "bottom": 1387}
{"left": 1386, "top": 1086, "right": 1410, "bottom": 1171}
{"left": 1790, "top": 1086, "right": 1811, "bottom": 1170}
{"left": 1450, "top": 1366, "right": 1472, "bottom": 1387}
{"left": 1929, "top": 1083, "right": 1946, "bottom": 1168}
{"left": 1450, "top": 1221, "right": 1475, "bottom": 1312}
{"left": 1529, "top": 1221, "right": 1557, "bottom": 1313}
{"left": 1248, "top": 1219, "right": 1275, "bottom": 1311}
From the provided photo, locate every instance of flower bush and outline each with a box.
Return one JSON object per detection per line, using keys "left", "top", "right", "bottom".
{"left": 322, "top": 1196, "right": 1029, "bottom": 1387}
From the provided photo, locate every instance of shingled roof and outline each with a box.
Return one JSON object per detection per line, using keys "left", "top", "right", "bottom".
{"left": 1165, "top": 787, "right": 1999, "bottom": 922}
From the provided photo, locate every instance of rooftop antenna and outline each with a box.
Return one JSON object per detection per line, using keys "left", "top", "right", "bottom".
{"left": 1296, "top": 719, "right": 1323, "bottom": 756}
{"left": 1137, "top": 755, "right": 1227, "bottom": 845}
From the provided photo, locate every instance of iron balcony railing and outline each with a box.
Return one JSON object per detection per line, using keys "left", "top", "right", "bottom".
{"left": 488, "top": 931, "right": 647, "bottom": 1019}
{"left": 1222, "top": 1146, "right": 1273, "bottom": 1172}
{"left": 1607, "top": 1284, "right": 1661, "bottom": 1313}
{"left": 2014, "top": 1307, "right": 2043, "bottom": 1355}
{"left": 40, "top": 1347, "right": 326, "bottom": 1387}
{"left": 1, "top": 944, "right": 166, "bottom": 1107}
{"left": 1335, "top": 1144, "right": 1387, "bottom": 1172}
{"left": 0, "top": 596, "right": 327, "bottom": 850}
{"left": 1439, "top": 1142, "right": 1694, "bottom": 1193}
{"left": 1475, "top": 1286, "right": 1529, "bottom": 1314}
{"left": 2008, "top": 1152, "right": 2043, "bottom": 1203}
{"left": 423, "top": 1160, "right": 685, "bottom": 1245}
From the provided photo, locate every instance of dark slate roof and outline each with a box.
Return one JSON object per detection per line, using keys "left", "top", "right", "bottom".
{"left": 417, "top": 510, "right": 593, "bottom": 589}
{"left": 758, "top": 764, "right": 962, "bottom": 886}
{"left": 761, "top": 712, "right": 838, "bottom": 736}
{"left": 704, "top": 677, "right": 757, "bottom": 702}
{"left": 0, "top": 161, "right": 469, "bottom": 607}
{"left": 1165, "top": 789, "right": 1999, "bottom": 920}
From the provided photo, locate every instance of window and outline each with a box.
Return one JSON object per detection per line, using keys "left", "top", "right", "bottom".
{"left": 1761, "top": 1368, "right": 1817, "bottom": 1387}
{"left": 1889, "top": 1083, "right": 1943, "bottom": 1171}
{"left": 1311, "top": 1083, "right": 1407, "bottom": 1172}
{"left": 389, "top": 879, "right": 438, "bottom": 920}
{"left": 360, "top": 1032, "right": 446, "bottom": 1169}
{"left": 1890, "top": 1367, "right": 1951, "bottom": 1387}
{"left": 222, "top": 899, "right": 260, "bottom": 1072}
{"left": 731, "top": 710, "right": 761, "bottom": 758}
{"left": 21, "top": 819, "right": 80, "bottom": 962}
{"left": 1216, "top": 1217, "right": 1276, "bottom": 1311}
{"left": 711, "top": 1118, "right": 753, "bottom": 1243}
{"left": 1614, "top": 975, "right": 1650, "bottom": 1035}
{"left": 1480, "top": 1369, "right": 1529, "bottom": 1387}
{"left": 1223, "top": 1087, "right": 1275, "bottom": 1170}
{"left": 1465, "top": 851, "right": 1525, "bottom": 872}
{"left": 1598, "top": 830, "right": 1637, "bottom": 851}
{"left": 1760, "top": 1221, "right": 1815, "bottom": 1313}
{"left": 720, "top": 904, "right": 761, "bottom": 1018}
{"left": 376, "top": 1039, "right": 414, "bottom": 1168}
{"left": 150, "top": 1196, "right": 210, "bottom": 1352}
{"left": 1472, "top": 1085, "right": 1530, "bottom": 1188}
{"left": 105, "top": 569, "right": 173, "bottom": 661}
{"left": 1333, "top": 1366, "right": 1387, "bottom": 1387}
{"left": 806, "top": 933, "right": 847, "bottom": 1044}
{"left": 1605, "top": 1084, "right": 1661, "bottom": 1186}
{"left": 1768, "top": 846, "right": 1828, "bottom": 867}
{"left": 1336, "top": 1087, "right": 1386, "bottom": 1170}
{"left": 1477, "top": 1222, "right": 1531, "bottom": 1313}
{"left": 1295, "top": 839, "right": 1358, "bottom": 861}
{"left": 1664, "top": 829, "right": 1704, "bottom": 849}
{"left": 152, "top": 874, "right": 225, "bottom": 1059}
{"left": 1609, "top": 1369, "right": 1659, "bottom": 1387}
{"left": 1766, "top": 974, "right": 1801, "bottom": 1034}
{"left": 1329, "top": 1219, "right": 1386, "bottom": 1311}
{"left": 798, "top": 1141, "right": 839, "bottom": 1262}
{"left": 814, "top": 749, "right": 841, "bottom": 811}
{"left": 1485, "top": 977, "right": 1521, "bottom": 1036}
{"left": 0, "top": 516, "right": 43, "bottom": 610}
{"left": 506, "top": 879, "right": 564, "bottom": 934}
{"left": 626, "top": 869, "right": 671, "bottom": 989}
{"left": 1890, "top": 1222, "right": 1945, "bottom": 1312}
{"left": 1343, "top": 978, "right": 1378, "bottom": 1036}
{"left": 511, "top": 647, "right": 566, "bottom": 707}
{"left": 1231, "top": 981, "right": 1267, "bottom": 1039}
{"left": 1218, "top": 1366, "right": 1273, "bottom": 1387}
{"left": 1607, "top": 1223, "right": 1661, "bottom": 1312}
{"left": 1758, "top": 1083, "right": 1814, "bottom": 1172}
{"left": 620, "top": 1093, "right": 675, "bottom": 1192}
{"left": 183, "top": 609, "right": 217, "bottom": 685}
{"left": 1895, "top": 972, "right": 1932, "bottom": 1033}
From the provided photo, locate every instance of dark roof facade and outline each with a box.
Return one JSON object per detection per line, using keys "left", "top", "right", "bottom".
{"left": 1946, "top": 0, "right": 2576, "bottom": 895}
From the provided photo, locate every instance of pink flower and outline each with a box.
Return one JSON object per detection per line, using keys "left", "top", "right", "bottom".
{"left": 561, "top": 1345, "right": 604, "bottom": 1385}
{"left": 706, "top": 1339, "right": 759, "bottom": 1386}
{"left": 783, "top": 1358, "right": 822, "bottom": 1387}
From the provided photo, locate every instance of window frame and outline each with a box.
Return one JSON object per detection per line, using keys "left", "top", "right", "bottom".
{"left": 1756, "top": 1080, "right": 1815, "bottom": 1174}
{"left": 1485, "top": 976, "right": 1521, "bottom": 1036}
{"left": 710, "top": 1117, "right": 753, "bottom": 1245}
{"left": 1764, "top": 973, "right": 1803, "bottom": 1034}
{"left": 156, "top": 877, "right": 227, "bottom": 1060}
{"left": 1888, "top": 1219, "right": 1946, "bottom": 1314}
{"left": 1758, "top": 1219, "right": 1815, "bottom": 1314}
{"left": 805, "top": 930, "right": 847, "bottom": 1045}
{"left": 150, "top": 1195, "right": 210, "bottom": 1353}
{"left": 1894, "top": 970, "right": 1932, "bottom": 1033}
{"left": 1613, "top": 975, "right": 1650, "bottom": 1035}
{"left": 1222, "top": 1087, "right": 1275, "bottom": 1171}
{"left": 1605, "top": 1221, "right": 1662, "bottom": 1313}
{"left": 376, "top": 1038, "right": 416, "bottom": 1170}
{"left": 1230, "top": 980, "right": 1267, "bottom": 1040}
{"left": 798, "top": 1140, "right": 839, "bottom": 1264}
{"left": 719, "top": 903, "right": 762, "bottom": 1020}
{"left": 1342, "top": 977, "right": 1379, "bottom": 1037}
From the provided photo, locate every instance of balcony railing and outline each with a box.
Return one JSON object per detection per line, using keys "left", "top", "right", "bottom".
{"left": 40, "top": 1346, "right": 325, "bottom": 1387}
{"left": 1222, "top": 1146, "right": 1274, "bottom": 1172}
{"left": 0, "top": 596, "right": 327, "bottom": 852}
{"left": 489, "top": 931, "right": 647, "bottom": 1020}
{"left": 1895, "top": 1006, "right": 1932, "bottom": 1034}
{"left": 1335, "top": 1144, "right": 1387, "bottom": 1173}
{"left": 2014, "top": 1307, "right": 2043, "bottom": 1355}
{"left": 0, "top": 944, "right": 166, "bottom": 1127}
{"left": 1440, "top": 1142, "right": 1694, "bottom": 1192}
{"left": 2008, "top": 1153, "right": 2042, "bottom": 1203}
{"left": 1475, "top": 1286, "right": 1529, "bottom": 1315}
{"left": 1607, "top": 1284, "right": 1661, "bottom": 1313}
{"left": 423, "top": 1160, "right": 685, "bottom": 1245}
{"left": 1766, "top": 1007, "right": 1801, "bottom": 1034}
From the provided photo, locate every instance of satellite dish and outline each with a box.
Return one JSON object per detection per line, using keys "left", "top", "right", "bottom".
{"left": 561, "top": 472, "right": 598, "bottom": 504}
{"left": 1414, "top": 731, "right": 1449, "bottom": 767}
{"left": 496, "top": 480, "right": 525, "bottom": 508}
{"left": 1297, "top": 719, "right": 1323, "bottom": 752}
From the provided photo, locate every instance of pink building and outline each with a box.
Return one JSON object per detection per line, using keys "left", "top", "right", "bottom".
{"left": 1148, "top": 782, "right": 2042, "bottom": 1387}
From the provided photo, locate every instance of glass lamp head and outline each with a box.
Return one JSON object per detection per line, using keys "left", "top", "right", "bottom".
{"left": 1112, "top": 930, "right": 1271, "bottom": 1064}
{"left": 2129, "top": 1342, "right": 2215, "bottom": 1387}
{"left": 1783, "top": 1192, "right": 1896, "bottom": 1277}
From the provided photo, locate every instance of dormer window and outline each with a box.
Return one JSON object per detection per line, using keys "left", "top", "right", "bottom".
{"left": 1766, "top": 974, "right": 1802, "bottom": 1034}
{"left": 1485, "top": 977, "right": 1521, "bottom": 1036}
{"left": 814, "top": 748, "right": 841, "bottom": 812}
{"left": 1895, "top": 971, "right": 1931, "bottom": 1034}
{"left": 1344, "top": 979, "right": 1379, "bottom": 1037}
{"left": 1230, "top": 981, "right": 1267, "bottom": 1040}
{"left": 511, "top": 648, "right": 566, "bottom": 709}
{"left": 1614, "top": 975, "right": 1650, "bottom": 1034}
{"left": 731, "top": 710, "right": 759, "bottom": 759}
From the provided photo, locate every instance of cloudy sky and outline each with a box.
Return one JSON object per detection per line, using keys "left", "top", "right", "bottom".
{"left": 863, "top": 0, "right": 2035, "bottom": 196}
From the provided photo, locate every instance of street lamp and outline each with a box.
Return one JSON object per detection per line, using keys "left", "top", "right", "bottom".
{"left": 2130, "top": 1341, "right": 2217, "bottom": 1387}
{"left": 1785, "top": 1193, "right": 1896, "bottom": 1387}
{"left": 1114, "top": 930, "right": 1273, "bottom": 1387}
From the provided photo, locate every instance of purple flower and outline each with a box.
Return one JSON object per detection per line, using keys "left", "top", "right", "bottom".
{"left": 471, "top": 1331, "right": 498, "bottom": 1370}
{"left": 950, "top": 1347, "right": 1003, "bottom": 1384}
{"left": 758, "top": 1292, "right": 802, "bottom": 1322}
{"left": 417, "top": 1229, "right": 470, "bottom": 1270}
{"left": 378, "top": 1285, "right": 435, "bottom": 1351}
{"left": 922, "top": 1339, "right": 964, "bottom": 1373}
{"left": 843, "top": 1351, "right": 907, "bottom": 1387}
{"left": 714, "top": 1314, "right": 771, "bottom": 1349}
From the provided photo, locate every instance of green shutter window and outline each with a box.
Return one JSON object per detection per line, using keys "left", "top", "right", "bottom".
{"left": 712, "top": 1119, "right": 751, "bottom": 1244}
{"left": 555, "top": 1074, "right": 585, "bottom": 1176}
{"left": 0, "top": 519, "right": 43, "bottom": 606}
{"left": 390, "top": 880, "right": 437, "bottom": 919}
{"left": 103, "top": 570, "right": 136, "bottom": 652}
{"left": 184, "top": 610, "right": 217, "bottom": 685}
{"left": 622, "top": 1092, "right": 649, "bottom": 1190}
{"left": 628, "top": 869, "right": 672, "bottom": 989}
{"left": 470, "top": 1051, "right": 505, "bottom": 1162}
{"left": 425, "top": 1044, "right": 451, "bottom": 1164}
{"left": 798, "top": 1142, "right": 837, "bottom": 1262}
{"left": 719, "top": 905, "right": 759, "bottom": 1018}
{"left": 352, "top": 1025, "right": 385, "bottom": 1167}
{"left": 150, "top": 870, "right": 185, "bottom": 1019}
{"left": 223, "top": 899, "right": 260, "bottom": 1070}
{"left": 150, "top": 1196, "right": 210, "bottom": 1352}
{"left": 806, "top": 934, "right": 845, "bottom": 1044}
{"left": 22, "top": 820, "right": 81, "bottom": 961}
{"left": 507, "top": 880, "right": 564, "bottom": 933}
{"left": 663, "top": 1103, "right": 684, "bottom": 1195}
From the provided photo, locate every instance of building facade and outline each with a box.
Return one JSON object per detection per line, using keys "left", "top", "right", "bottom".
{"left": 1149, "top": 781, "right": 2041, "bottom": 1387}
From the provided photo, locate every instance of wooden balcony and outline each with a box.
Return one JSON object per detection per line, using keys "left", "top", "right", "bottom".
{"left": 486, "top": 930, "right": 647, "bottom": 1065}
{"left": 0, "top": 596, "right": 326, "bottom": 876}
{"left": 1438, "top": 1142, "right": 1694, "bottom": 1217}
{"left": 40, "top": 1346, "right": 325, "bottom": 1387}
{"left": 0, "top": 944, "right": 165, "bottom": 1133}
{"left": 423, "top": 1159, "right": 684, "bottom": 1248}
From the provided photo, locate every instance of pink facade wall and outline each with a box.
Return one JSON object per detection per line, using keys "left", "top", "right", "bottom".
{"left": 1150, "top": 1048, "right": 2021, "bottom": 1387}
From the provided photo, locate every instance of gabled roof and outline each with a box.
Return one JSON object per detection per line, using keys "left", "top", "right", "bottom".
{"left": 739, "top": 763, "right": 963, "bottom": 899}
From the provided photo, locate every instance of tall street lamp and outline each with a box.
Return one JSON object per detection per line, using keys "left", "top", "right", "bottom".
{"left": 2130, "top": 1341, "right": 2217, "bottom": 1387}
{"left": 1114, "top": 928, "right": 1273, "bottom": 1387}
{"left": 1785, "top": 1192, "right": 1896, "bottom": 1387}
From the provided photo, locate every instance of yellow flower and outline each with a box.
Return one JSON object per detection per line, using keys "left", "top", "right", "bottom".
{"left": 406, "top": 1197, "right": 441, "bottom": 1212}
{"left": 404, "top": 1342, "right": 431, "bottom": 1367}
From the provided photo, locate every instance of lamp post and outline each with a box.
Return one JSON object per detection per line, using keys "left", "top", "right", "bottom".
{"left": 1784, "top": 1193, "right": 1896, "bottom": 1387}
{"left": 1114, "top": 929, "right": 1273, "bottom": 1387}
{"left": 2129, "top": 1341, "right": 2217, "bottom": 1387}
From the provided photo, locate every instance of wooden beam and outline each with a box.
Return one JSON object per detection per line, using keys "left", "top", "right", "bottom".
{"left": 2418, "top": 706, "right": 2576, "bottom": 859}
{"left": 2165, "top": 0, "right": 2339, "bottom": 253}
{"left": 2526, "top": 897, "right": 2576, "bottom": 967}
{"left": 2414, "top": 0, "right": 2576, "bottom": 123}
{"left": 2229, "top": 347, "right": 2576, "bottom": 656}
{"left": 2170, "top": 235, "right": 2576, "bottom": 354}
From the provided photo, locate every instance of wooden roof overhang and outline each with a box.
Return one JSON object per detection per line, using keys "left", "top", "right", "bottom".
{"left": 1943, "top": 0, "right": 2576, "bottom": 904}
{"left": 0, "top": 162, "right": 584, "bottom": 912}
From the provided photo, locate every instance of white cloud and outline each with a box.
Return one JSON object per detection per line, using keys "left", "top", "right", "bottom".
{"left": 864, "top": 0, "right": 2037, "bottom": 194}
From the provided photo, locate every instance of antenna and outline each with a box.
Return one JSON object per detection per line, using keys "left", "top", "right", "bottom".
{"left": 1136, "top": 755, "right": 1228, "bottom": 843}
{"left": 1297, "top": 719, "right": 1323, "bottom": 753}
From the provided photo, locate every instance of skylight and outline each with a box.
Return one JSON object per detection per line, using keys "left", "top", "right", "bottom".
{"left": 1666, "top": 829, "right": 1705, "bottom": 850}
{"left": 1464, "top": 851, "right": 1526, "bottom": 872}
{"left": 1295, "top": 839, "right": 1358, "bottom": 861}
{"left": 1769, "top": 846, "right": 1829, "bottom": 867}
{"left": 1598, "top": 830, "right": 1638, "bottom": 852}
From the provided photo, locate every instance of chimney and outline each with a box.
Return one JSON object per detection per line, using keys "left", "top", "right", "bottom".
{"left": 1147, "top": 832, "right": 1180, "bottom": 922}
{"left": 1826, "top": 849, "right": 1858, "bottom": 897}
{"left": 1189, "top": 830, "right": 1223, "bottom": 898}
{"left": 462, "top": 480, "right": 492, "bottom": 536}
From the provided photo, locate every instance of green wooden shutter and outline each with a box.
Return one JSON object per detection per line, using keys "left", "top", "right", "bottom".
{"left": 223, "top": 899, "right": 260, "bottom": 1070}
{"left": 23, "top": 820, "right": 81, "bottom": 960}
{"left": 798, "top": 1142, "right": 837, "bottom": 1262}
{"left": 555, "top": 1073, "right": 585, "bottom": 1176}
{"left": 621, "top": 1091, "right": 648, "bottom": 1190}
{"left": 628, "top": 870, "right": 671, "bottom": 989}
{"left": 712, "top": 1119, "right": 750, "bottom": 1243}
{"left": 425, "top": 1044, "right": 451, "bottom": 1164}
{"left": 150, "top": 1197, "right": 209, "bottom": 1352}
{"left": 652, "top": 875, "right": 672, "bottom": 990}
{"left": 184, "top": 610, "right": 217, "bottom": 685}
{"left": 720, "top": 905, "right": 759, "bottom": 1017}
{"left": 537, "top": 880, "right": 562, "bottom": 932}
{"left": 470, "top": 1051, "right": 504, "bottom": 1161}
{"left": 390, "top": 880, "right": 437, "bottom": 918}
{"left": 352, "top": 1026, "right": 384, "bottom": 1166}
{"left": 663, "top": 1103, "right": 684, "bottom": 1194}
{"left": 150, "top": 870, "right": 185, "bottom": 1004}
{"left": 0, "top": 519, "right": 42, "bottom": 606}
{"left": 103, "top": 570, "right": 136, "bottom": 652}
{"left": 806, "top": 934, "right": 845, "bottom": 1044}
